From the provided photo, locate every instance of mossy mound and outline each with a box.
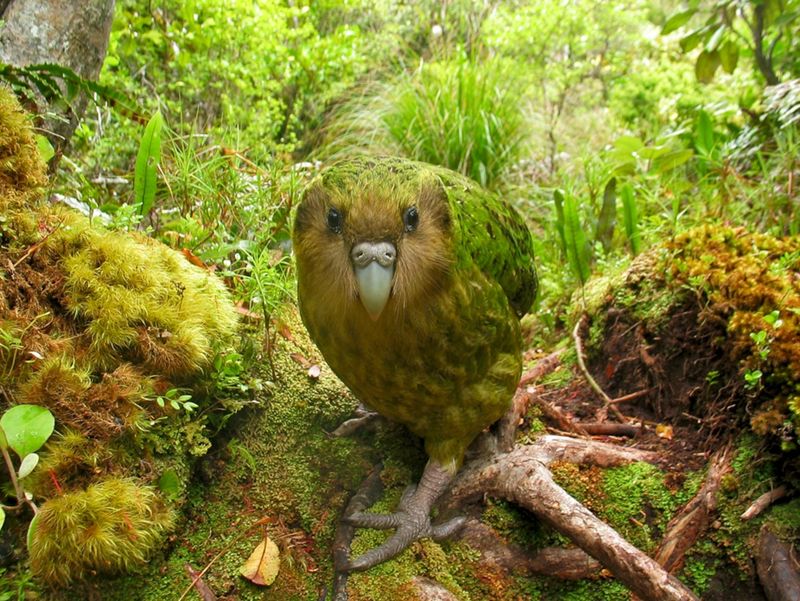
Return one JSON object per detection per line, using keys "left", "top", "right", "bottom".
{"left": 28, "top": 477, "right": 175, "bottom": 585}
{"left": 0, "top": 89, "right": 241, "bottom": 587}
{"left": 586, "top": 225, "right": 799, "bottom": 457}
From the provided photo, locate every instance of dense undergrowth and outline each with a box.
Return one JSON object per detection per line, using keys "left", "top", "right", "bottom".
{"left": 1, "top": 0, "right": 799, "bottom": 598}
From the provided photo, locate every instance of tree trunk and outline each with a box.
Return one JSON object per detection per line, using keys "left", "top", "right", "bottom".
{"left": 0, "top": 0, "right": 116, "bottom": 152}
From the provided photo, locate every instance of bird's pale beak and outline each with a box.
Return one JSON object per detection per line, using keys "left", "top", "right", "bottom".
{"left": 351, "top": 241, "right": 396, "bottom": 320}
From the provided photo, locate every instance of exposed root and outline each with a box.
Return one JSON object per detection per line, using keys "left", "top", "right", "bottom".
{"left": 445, "top": 436, "right": 698, "bottom": 601}
{"left": 496, "top": 351, "right": 566, "bottom": 451}
{"left": 572, "top": 314, "right": 627, "bottom": 423}
{"left": 332, "top": 465, "right": 384, "bottom": 600}
{"left": 456, "top": 519, "right": 601, "bottom": 579}
{"left": 756, "top": 525, "right": 800, "bottom": 601}
{"left": 741, "top": 485, "right": 789, "bottom": 521}
{"left": 654, "top": 444, "right": 733, "bottom": 572}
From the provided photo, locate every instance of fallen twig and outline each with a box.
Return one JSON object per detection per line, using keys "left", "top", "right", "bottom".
{"left": 183, "top": 564, "right": 218, "bottom": 601}
{"left": 580, "top": 422, "right": 640, "bottom": 437}
{"left": 741, "top": 485, "right": 788, "bottom": 521}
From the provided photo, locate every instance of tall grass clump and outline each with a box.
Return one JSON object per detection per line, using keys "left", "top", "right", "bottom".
{"left": 320, "top": 57, "right": 529, "bottom": 189}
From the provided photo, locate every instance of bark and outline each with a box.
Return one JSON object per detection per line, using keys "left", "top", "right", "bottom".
{"left": 447, "top": 437, "right": 699, "bottom": 601}
{"left": 756, "top": 526, "right": 800, "bottom": 601}
{"left": 0, "top": 0, "right": 116, "bottom": 150}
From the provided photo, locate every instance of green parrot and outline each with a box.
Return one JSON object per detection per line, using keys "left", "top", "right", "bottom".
{"left": 293, "top": 156, "right": 537, "bottom": 571}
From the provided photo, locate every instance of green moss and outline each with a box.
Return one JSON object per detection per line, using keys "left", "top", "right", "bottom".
{"left": 600, "top": 462, "right": 694, "bottom": 552}
{"left": 0, "top": 86, "right": 48, "bottom": 220}
{"left": 29, "top": 477, "right": 175, "bottom": 586}
{"left": 41, "top": 218, "right": 238, "bottom": 377}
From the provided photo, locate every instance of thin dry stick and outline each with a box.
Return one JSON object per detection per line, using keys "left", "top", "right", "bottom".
{"left": 572, "top": 314, "right": 626, "bottom": 422}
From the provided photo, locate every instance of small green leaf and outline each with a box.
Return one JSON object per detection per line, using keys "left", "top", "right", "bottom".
{"left": 0, "top": 424, "right": 7, "bottom": 450}
{"left": 695, "top": 110, "right": 714, "bottom": 156}
{"left": 563, "top": 192, "right": 592, "bottom": 285}
{"left": 0, "top": 507, "right": 5, "bottom": 532}
{"left": 719, "top": 40, "right": 739, "bottom": 73}
{"left": 653, "top": 149, "right": 695, "bottom": 173}
{"left": 35, "top": 135, "right": 55, "bottom": 163}
{"left": 17, "top": 452, "right": 39, "bottom": 479}
{"left": 679, "top": 28, "right": 704, "bottom": 52}
{"left": 134, "top": 110, "right": 164, "bottom": 215}
{"left": 156, "top": 397, "right": 165, "bottom": 408}
{"left": 170, "top": 399, "right": 180, "bottom": 410}
{"left": 158, "top": 469, "right": 181, "bottom": 500}
{"left": 662, "top": 9, "right": 696, "bottom": 34}
{"left": 553, "top": 189, "right": 567, "bottom": 256}
{"left": 695, "top": 50, "right": 721, "bottom": 83}
{"left": 705, "top": 24, "right": 726, "bottom": 52}
{"left": 26, "top": 511, "right": 40, "bottom": 550}
{"left": 0, "top": 405, "right": 55, "bottom": 458}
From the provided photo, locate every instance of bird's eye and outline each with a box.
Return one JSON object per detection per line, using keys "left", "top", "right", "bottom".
{"left": 326, "top": 207, "right": 343, "bottom": 233}
{"left": 403, "top": 206, "right": 419, "bottom": 232}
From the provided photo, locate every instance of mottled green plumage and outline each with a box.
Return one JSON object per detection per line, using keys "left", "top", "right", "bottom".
{"left": 293, "top": 156, "right": 537, "bottom": 471}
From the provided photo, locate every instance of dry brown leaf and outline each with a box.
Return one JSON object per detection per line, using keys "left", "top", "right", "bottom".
{"left": 240, "top": 536, "right": 280, "bottom": 586}
{"left": 290, "top": 352, "right": 313, "bottom": 369}
{"left": 656, "top": 423, "right": 674, "bottom": 440}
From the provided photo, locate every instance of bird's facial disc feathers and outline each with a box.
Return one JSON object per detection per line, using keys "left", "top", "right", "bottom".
{"left": 293, "top": 166, "right": 454, "bottom": 322}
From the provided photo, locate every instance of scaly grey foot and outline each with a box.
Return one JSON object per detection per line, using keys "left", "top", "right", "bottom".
{"left": 343, "top": 460, "right": 465, "bottom": 571}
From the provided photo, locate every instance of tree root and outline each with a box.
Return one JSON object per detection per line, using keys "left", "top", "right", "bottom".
{"left": 756, "top": 525, "right": 800, "bottom": 601}
{"left": 742, "top": 485, "right": 788, "bottom": 521}
{"left": 654, "top": 444, "right": 733, "bottom": 572}
{"left": 572, "top": 314, "right": 627, "bottom": 423}
{"left": 444, "top": 436, "right": 699, "bottom": 601}
{"left": 332, "top": 465, "right": 384, "bottom": 600}
{"left": 456, "top": 518, "right": 601, "bottom": 579}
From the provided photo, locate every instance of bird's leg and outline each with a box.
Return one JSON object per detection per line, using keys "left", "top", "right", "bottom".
{"left": 344, "top": 459, "right": 465, "bottom": 571}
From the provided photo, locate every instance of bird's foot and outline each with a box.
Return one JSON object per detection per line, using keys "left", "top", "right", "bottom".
{"left": 342, "top": 460, "right": 464, "bottom": 571}
{"left": 330, "top": 404, "right": 381, "bottom": 437}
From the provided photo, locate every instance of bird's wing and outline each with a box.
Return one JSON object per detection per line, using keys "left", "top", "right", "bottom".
{"left": 436, "top": 167, "right": 538, "bottom": 317}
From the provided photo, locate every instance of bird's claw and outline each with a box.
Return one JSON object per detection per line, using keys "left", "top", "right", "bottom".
{"left": 344, "top": 486, "right": 466, "bottom": 571}
{"left": 345, "top": 510, "right": 466, "bottom": 571}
